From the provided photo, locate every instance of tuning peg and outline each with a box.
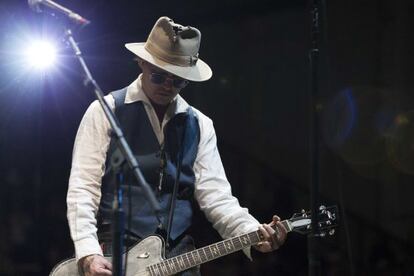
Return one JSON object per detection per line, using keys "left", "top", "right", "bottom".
{"left": 329, "top": 229, "right": 335, "bottom": 236}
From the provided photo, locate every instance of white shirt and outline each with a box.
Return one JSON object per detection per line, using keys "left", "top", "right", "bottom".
{"left": 67, "top": 75, "right": 260, "bottom": 261}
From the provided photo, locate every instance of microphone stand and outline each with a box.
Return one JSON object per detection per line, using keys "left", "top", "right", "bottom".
{"left": 307, "top": 0, "right": 325, "bottom": 275}
{"left": 64, "top": 27, "right": 162, "bottom": 276}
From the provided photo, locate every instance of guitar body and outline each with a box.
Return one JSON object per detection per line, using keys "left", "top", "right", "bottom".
{"left": 50, "top": 236, "right": 164, "bottom": 276}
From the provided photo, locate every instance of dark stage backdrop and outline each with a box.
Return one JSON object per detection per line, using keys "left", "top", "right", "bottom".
{"left": 0, "top": 0, "right": 413, "bottom": 275}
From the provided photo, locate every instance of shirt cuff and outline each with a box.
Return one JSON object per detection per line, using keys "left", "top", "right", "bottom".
{"left": 74, "top": 237, "right": 103, "bottom": 262}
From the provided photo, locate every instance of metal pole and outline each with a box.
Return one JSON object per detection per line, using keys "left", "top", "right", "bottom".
{"left": 308, "top": 1, "right": 322, "bottom": 275}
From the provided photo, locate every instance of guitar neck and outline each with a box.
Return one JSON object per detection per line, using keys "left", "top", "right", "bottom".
{"left": 147, "top": 220, "right": 292, "bottom": 276}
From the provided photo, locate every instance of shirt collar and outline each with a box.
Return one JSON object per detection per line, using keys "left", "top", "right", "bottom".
{"left": 124, "top": 74, "right": 189, "bottom": 115}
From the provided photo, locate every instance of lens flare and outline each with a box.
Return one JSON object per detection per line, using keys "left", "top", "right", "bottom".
{"left": 24, "top": 40, "right": 57, "bottom": 69}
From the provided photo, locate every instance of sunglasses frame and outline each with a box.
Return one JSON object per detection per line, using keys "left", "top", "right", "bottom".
{"left": 150, "top": 72, "right": 189, "bottom": 89}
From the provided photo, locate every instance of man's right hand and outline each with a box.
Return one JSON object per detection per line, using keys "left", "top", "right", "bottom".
{"left": 79, "top": 254, "right": 112, "bottom": 276}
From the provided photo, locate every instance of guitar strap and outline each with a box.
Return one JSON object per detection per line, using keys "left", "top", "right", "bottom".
{"left": 162, "top": 107, "right": 191, "bottom": 249}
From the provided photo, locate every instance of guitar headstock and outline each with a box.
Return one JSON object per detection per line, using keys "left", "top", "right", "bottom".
{"left": 288, "top": 205, "right": 338, "bottom": 236}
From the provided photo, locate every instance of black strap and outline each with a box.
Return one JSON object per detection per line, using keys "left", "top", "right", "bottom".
{"left": 164, "top": 107, "right": 192, "bottom": 248}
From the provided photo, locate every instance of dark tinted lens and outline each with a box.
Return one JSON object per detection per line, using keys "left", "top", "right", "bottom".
{"left": 150, "top": 73, "right": 166, "bottom": 84}
{"left": 173, "top": 79, "right": 189, "bottom": 88}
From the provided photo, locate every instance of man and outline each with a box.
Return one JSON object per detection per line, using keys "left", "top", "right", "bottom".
{"left": 67, "top": 16, "right": 287, "bottom": 276}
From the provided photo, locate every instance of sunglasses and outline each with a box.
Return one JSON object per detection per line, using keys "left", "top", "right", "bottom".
{"left": 150, "top": 72, "right": 189, "bottom": 89}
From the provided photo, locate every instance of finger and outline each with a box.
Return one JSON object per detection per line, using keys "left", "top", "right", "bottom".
{"left": 102, "top": 259, "right": 113, "bottom": 270}
{"left": 259, "top": 224, "right": 271, "bottom": 241}
{"left": 261, "top": 224, "right": 280, "bottom": 249}
{"left": 268, "top": 215, "right": 280, "bottom": 227}
{"left": 259, "top": 224, "right": 279, "bottom": 251}
{"left": 95, "top": 267, "right": 112, "bottom": 275}
{"left": 270, "top": 229, "right": 281, "bottom": 249}
{"left": 276, "top": 221, "right": 287, "bottom": 237}
{"left": 265, "top": 222, "right": 284, "bottom": 247}
{"left": 254, "top": 241, "right": 273, "bottom": 252}
{"left": 90, "top": 260, "right": 112, "bottom": 275}
{"left": 262, "top": 223, "right": 279, "bottom": 243}
{"left": 262, "top": 223, "right": 276, "bottom": 237}
{"left": 275, "top": 222, "right": 287, "bottom": 245}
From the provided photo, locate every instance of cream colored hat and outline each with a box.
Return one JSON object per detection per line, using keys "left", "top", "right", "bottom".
{"left": 125, "top": 16, "right": 212, "bottom": 82}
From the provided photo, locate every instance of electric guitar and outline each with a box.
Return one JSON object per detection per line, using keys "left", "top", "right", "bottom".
{"left": 50, "top": 205, "right": 337, "bottom": 276}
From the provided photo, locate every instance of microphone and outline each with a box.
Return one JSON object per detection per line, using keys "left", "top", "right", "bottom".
{"left": 28, "top": 0, "right": 90, "bottom": 26}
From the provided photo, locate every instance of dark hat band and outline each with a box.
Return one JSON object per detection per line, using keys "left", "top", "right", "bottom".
{"left": 145, "top": 40, "right": 198, "bottom": 67}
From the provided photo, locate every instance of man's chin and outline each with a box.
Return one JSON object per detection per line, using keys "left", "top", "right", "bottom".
{"left": 153, "top": 97, "right": 171, "bottom": 106}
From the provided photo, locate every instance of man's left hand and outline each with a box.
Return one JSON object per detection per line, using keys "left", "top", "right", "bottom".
{"left": 254, "top": 215, "right": 287, "bottom": 253}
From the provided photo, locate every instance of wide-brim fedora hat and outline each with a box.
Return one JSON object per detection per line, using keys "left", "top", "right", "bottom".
{"left": 125, "top": 16, "right": 212, "bottom": 82}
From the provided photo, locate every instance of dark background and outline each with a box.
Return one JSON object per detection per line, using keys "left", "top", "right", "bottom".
{"left": 1, "top": 0, "right": 414, "bottom": 275}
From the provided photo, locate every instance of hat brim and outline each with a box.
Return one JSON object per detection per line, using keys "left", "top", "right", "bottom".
{"left": 125, "top": 43, "right": 212, "bottom": 82}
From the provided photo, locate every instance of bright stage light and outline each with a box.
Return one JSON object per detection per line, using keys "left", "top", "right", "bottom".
{"left": 24, "top": 40, "right": 57, "bottom": 69}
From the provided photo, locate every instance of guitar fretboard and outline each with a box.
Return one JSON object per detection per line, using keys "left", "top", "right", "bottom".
{"left": 147, "top": 220, "right": 291, "bottom": 276}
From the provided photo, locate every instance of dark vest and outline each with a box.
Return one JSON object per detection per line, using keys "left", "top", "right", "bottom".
{"left": 98, "top": 88, "right": 200, "bottom": 241}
